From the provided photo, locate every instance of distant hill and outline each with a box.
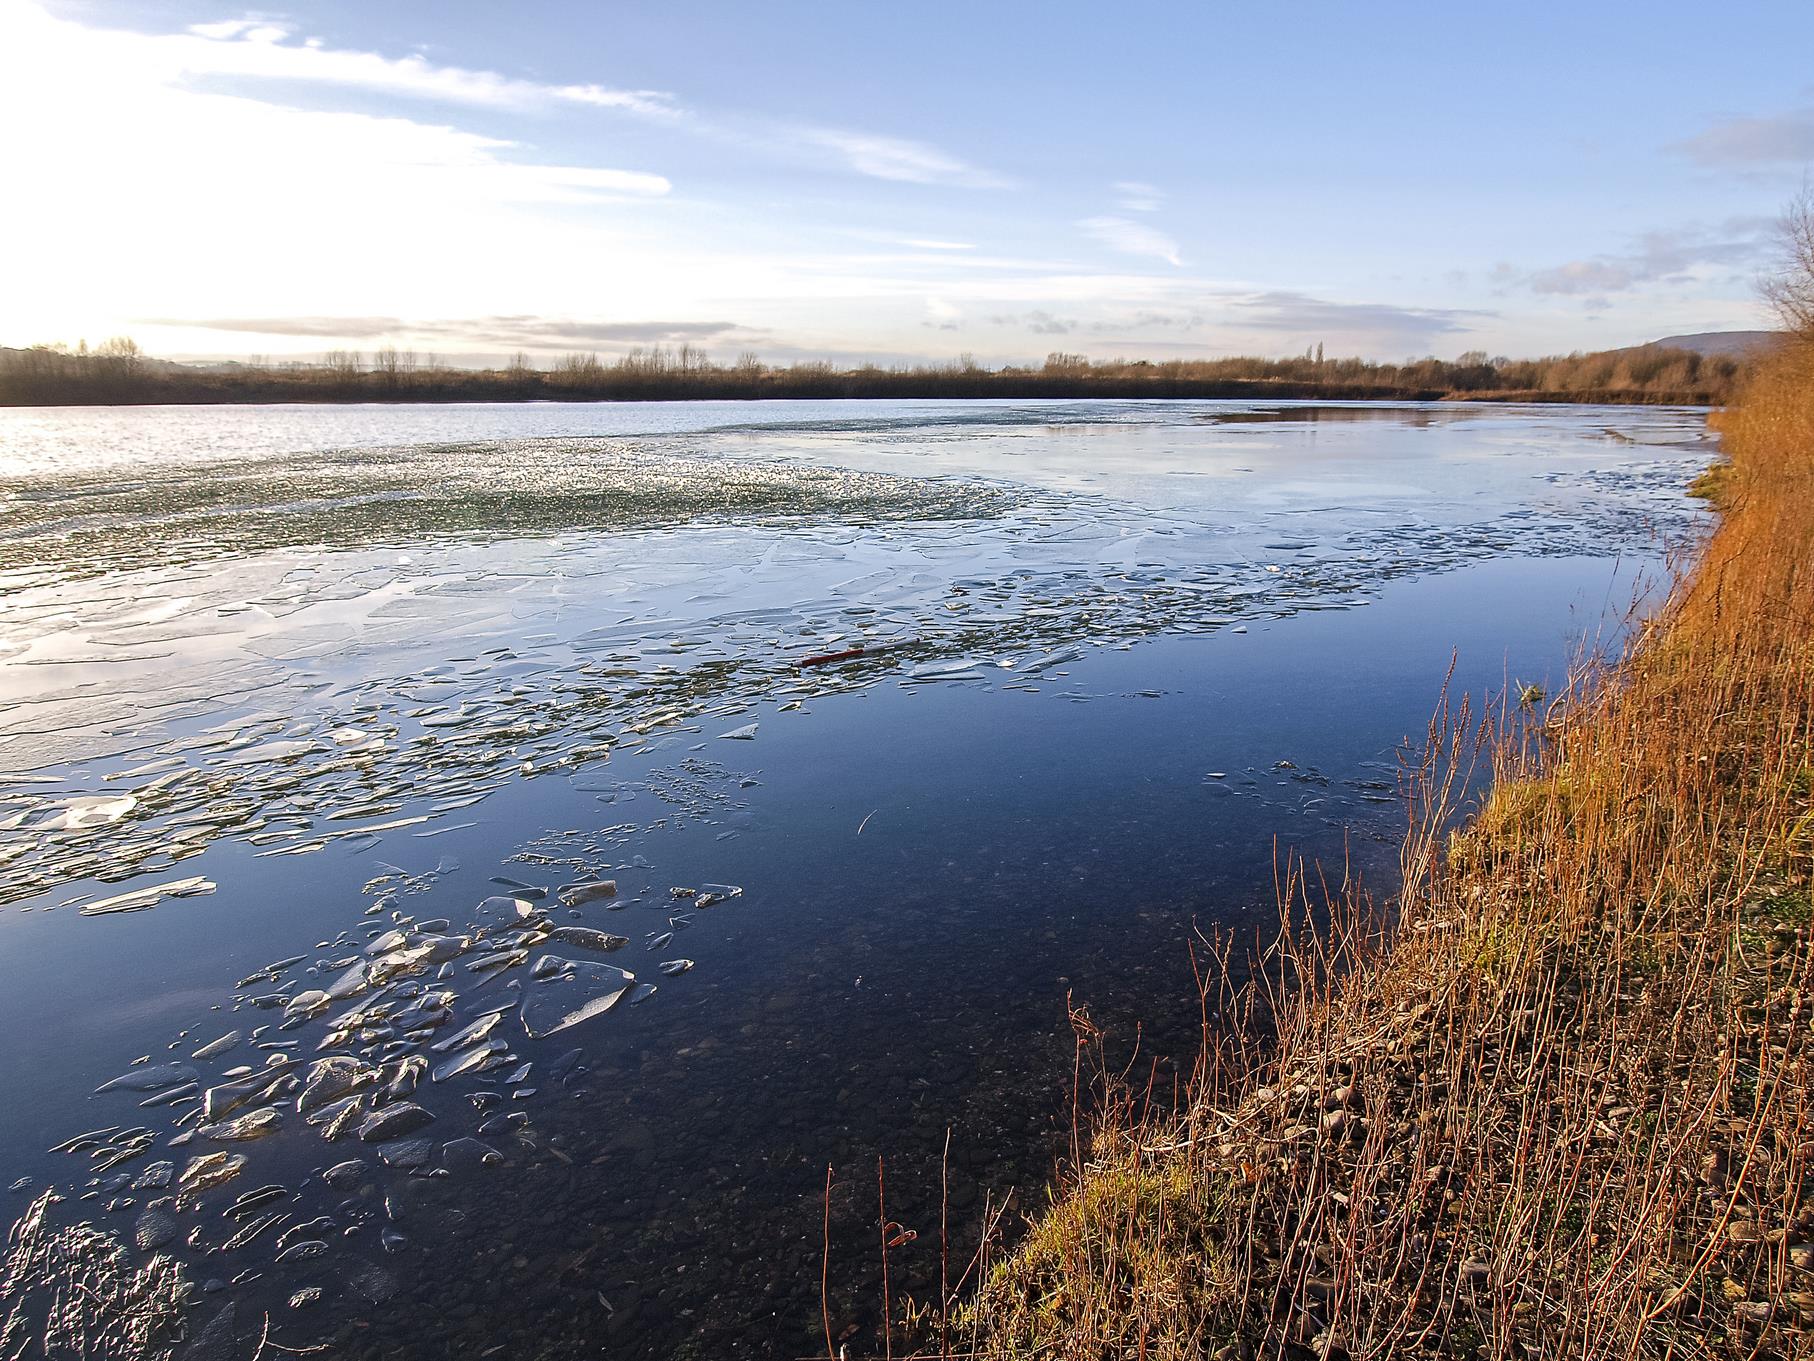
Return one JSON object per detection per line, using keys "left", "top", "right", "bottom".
{"left": 1641, "top": 330, "right": 1781, "bottom": 359}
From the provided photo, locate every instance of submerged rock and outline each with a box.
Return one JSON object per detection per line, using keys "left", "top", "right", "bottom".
{"left": 548, "top": 1049, "right": 585, "bottom": 1084}
{"left": 442, "top": 1137, "right": 503, "bottom": 1171}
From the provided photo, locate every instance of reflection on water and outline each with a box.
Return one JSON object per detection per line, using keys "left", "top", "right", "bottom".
{"left": 0, "top": 399, "right": 1709, "bottom": 1358}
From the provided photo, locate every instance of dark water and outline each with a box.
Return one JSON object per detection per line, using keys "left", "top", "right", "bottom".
{"left": 0, "top": 399, "right": 1709, "bottom": 1357}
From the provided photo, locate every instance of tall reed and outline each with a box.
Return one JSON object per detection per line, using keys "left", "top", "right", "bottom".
{"left": 940, "top": 319, "right": 1814, "bottom": 1361}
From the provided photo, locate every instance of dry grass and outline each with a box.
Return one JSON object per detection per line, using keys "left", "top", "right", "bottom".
{"left": 931, "top": 342, "right": 1814, "bottom": 1359}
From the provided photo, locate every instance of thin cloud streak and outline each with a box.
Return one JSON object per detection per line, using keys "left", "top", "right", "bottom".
{"left": 799, "top": 129, "right": 1011, "bottom": 188}
{"left": 1673, "top": 108, "right": 1814, "bottom": 166}
{"left": 165, "top": 10, "right": 1006, "bottom": 190}
{"left": 1511, "top": 220, "right": 1775, "bottom": 297}
{"left": 167, "top": 17, "right": 682, "bottom": 117}
{"left": 1079, "top": 216, "right": 1182, "bottom": 267}
{"left": 144, "top": 316, "right": 755, "bottom": 348}
{"left": 1228, "top": 291, "right": 1490, "bottom": 352}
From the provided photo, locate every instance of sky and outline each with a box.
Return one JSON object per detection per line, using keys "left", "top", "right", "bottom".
{"left": 3, "top": 0, "right": 1812, "bottom": 368}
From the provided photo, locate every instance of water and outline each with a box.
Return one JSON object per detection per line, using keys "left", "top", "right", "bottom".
{"left": 0, "top": 398, "right": 1711, "bottom": 1357}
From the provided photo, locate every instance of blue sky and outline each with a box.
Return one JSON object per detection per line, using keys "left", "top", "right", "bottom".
{"left": 3, "top": 0, "right": 1812, "bottom": 365}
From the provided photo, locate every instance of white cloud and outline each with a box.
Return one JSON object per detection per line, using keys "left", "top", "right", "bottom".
{"left": 802, "top": 130, "right": 1010, "bottom": 188}
{"left": 1079, "top": 216, "right": 1182, "bottom": 267}
{"left": 155, "top": 13, "right": 682, "bottom": 117}
{"left": 1113, "top": 180, "right": 1164, "bottom": 212}
{"left": 0, "top": 1, "right": 691, "bottom": 346}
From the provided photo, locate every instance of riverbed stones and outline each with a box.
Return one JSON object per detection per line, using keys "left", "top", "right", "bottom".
{"left": 442, "top": 1137, "right": 503, "bottom": 1171}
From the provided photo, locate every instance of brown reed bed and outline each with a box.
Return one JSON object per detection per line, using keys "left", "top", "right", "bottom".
{"left": 893, "top": 340, "right": 1814, "bottom": 1360}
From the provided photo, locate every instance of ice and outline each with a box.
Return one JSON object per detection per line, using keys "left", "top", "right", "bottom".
{"left": 519, "top": 959, "right": 635, "bottom": 1039}
{"left": 77, "top": 875, "right": 214, "bottom": 915}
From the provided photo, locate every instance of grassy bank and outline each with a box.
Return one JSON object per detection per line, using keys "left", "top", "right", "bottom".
{"left": 945, "top": 343, "right": 1813, "bottom": 1356}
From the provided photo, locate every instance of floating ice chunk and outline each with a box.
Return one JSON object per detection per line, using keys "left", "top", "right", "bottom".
{"left": 431, "top": 1012, "right": 501, "bottom": 1054}
{"left": 298, "top": 1057, "right": 374, "bottom": 1114}
{"left": 431, "top": 1038, "right": 505, "bottom": 1083}
{"left": 717, "top": 723, "right": 758, "bottom": 741}
{"left": 179, "top": 1151, "right": 246, "bottom": 1193}
{"left": 222, "top": 740, "right": 320, "bottom": 766}
{"left": 358, "top": 1103, "right": 434, "bottom": 1142}
{"left": 520, "top": 959, "right": 634, "bottom": 1039}
{"left": 48, "top": 794, "right": 138, "bottom": 832}
{"left": 557, "top": 880, "right": 616, "bottom": 908}
{"left": 545, "top": 926, "right": 627, "bottom": 954}
{"left": 200, "top": 1106, "right": 281, "bottom": 1142}
{"left": 96, "top": 1063, "right": 198, "bottom": 1094}
{"left": 78, "top": 875, "right": 215, "bottom": 915}
{"left": 1020, "top": 648, "right": 1083, "bottom": 675}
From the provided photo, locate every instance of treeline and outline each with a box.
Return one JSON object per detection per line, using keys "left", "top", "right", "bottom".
{"left": 0, "top": 337, "right": 1754, "bottom": 408}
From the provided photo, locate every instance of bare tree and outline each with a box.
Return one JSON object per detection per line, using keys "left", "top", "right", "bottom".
{"left": 323, "top": 349, "right": 362, "bottom": 380}
{"left": 1761, "top": 186, "right": 1814, "bottom": 338}
{"left": 94, "top": 336, "right": 142, "bottom": 377}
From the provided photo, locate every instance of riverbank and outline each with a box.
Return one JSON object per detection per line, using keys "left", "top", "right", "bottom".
{"left": 952, "top": 339, "right": 1814, "bottom": 1356}
{"left": 0, "top": 343, "right": 1747, "bottom": 409}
